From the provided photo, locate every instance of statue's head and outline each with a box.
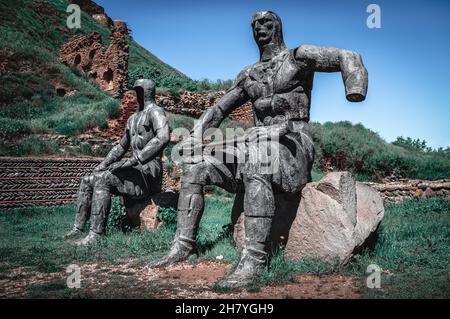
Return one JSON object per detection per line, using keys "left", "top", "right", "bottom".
{"left": 252, "top": 11, "right": 286, "bottom": 52}
{"left": 133, "top": 79, "right": 156, "bottom": 111}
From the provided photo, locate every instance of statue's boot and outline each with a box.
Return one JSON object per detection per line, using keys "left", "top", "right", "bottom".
{"left": 75, "top": 188, "right": 110, "bottom": 247}
{"left": 150, "top": 184, "right": 204, "bottom": 267}
{"left": 64, "top": 177, "right": 92, "bottom": 239}
{"left": 215, "top": 216, "right": 272, "bottom": 290}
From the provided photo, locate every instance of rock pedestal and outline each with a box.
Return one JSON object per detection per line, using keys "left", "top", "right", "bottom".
{"left": 123, "top": 191, "right": 178, "bottom": 231}
{"left": 232, "top": 172, "right": 385, "bottom": 264}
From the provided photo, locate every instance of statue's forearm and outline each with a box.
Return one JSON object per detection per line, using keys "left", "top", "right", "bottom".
{"left": 192, "top": 105, "right": 225, "bottom": 140}
{"left": 338, "top": 50, "right": 368, "bottom": 102}
{"left": 136, "top": 135, "right": 169, "bottom": 165}
{"left": 101, "top": 143, "right": 127, "bottom": 167}
{"left": 192, "top": 86, "right": 248, "bottom": 140}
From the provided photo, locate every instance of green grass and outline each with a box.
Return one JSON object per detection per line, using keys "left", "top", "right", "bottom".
{"left": 0, "top": 136, "right": 60, "bottom": 156}
{"left": 0, "top": 0, "right": 119, "bottom": 145}
{"left": 249, "top": 197, "right": 450, "bottom": 299}
{"left": 0, "top": 196, "right": 448, "bottom": 298}
{"left": 0, "top": 195, "right": 235, "bottom": 273}
{"left": 347, "top": 197, "right": 450, "bottom": 299}
{"left": 309, "top": 121, "right": 450, "bottom": 181}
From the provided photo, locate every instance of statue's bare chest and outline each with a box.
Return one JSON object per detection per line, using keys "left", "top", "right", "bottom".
{"left": 243, "top": 50, "right": 306, "bottom": 99}
{"left": 242, "top": 50, "right": 314, "bottom": 124}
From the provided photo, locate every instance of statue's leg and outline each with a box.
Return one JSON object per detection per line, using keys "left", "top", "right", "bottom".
{"left": 75, "top": 171, "right": 113, "bottom": 246}
{"left": 149, "top": 163, "right": 208, "bottom": 267}
{"left": 216, "top": 174, "right": 275, "bottom": 289}
{"left": 150, "top": 159, "right": 237, "bottom": 268}
{"left": 64, "top": 175, "right": 93, "bottom": 239}
{"left": 75, "top": 166, "right": 154, "bottom": 246}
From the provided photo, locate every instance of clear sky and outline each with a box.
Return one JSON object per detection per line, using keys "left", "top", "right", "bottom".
{"left": 95, "top": 0, "right": 450, "bottom": 148}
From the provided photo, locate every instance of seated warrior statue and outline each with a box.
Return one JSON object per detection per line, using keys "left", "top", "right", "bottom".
{"left": 64, "top": 79, "right": 170, "bottom": 246}
{"left": 151, "top": 11, "right": 368, "bottom": 289}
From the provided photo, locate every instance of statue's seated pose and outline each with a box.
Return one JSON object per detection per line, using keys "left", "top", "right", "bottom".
{"left": 64, "top": 79, "right": 170, "bottom": 246}
{"left": 151, "top": 11, "right": 368, "bottom": 289}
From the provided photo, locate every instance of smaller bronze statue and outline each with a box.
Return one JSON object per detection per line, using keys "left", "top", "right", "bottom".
{"left": 64, "top": 79, "right": 170, "bottom": 246}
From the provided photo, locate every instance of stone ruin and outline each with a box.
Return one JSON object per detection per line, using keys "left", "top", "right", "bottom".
{"left": 157, "top": 91, "right": 254, "bottom": 126}
{"left": 60, "top": 20, "right": 129, "bottom": 98}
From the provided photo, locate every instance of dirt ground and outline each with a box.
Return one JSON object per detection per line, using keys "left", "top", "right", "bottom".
{"left": 0, "top": 260, "right": 362, "bottom": 299}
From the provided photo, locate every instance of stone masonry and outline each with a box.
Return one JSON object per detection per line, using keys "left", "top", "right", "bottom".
{"left": 60, "top": 21, "right": 129, "bottom": 98}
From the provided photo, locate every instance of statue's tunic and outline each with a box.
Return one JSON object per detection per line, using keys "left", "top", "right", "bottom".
{"left": 210, "top": 49, "right": 315, "bottom": 194}
{"left": 108, "top": 106, "right": 166, "bottom": 198}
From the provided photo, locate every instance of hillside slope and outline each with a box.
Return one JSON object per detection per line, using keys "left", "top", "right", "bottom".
{"left": 0, "top": 0, "right": 194, "bottom": 155}
{"left": 0, "top": 0, "right": 448, "bottom": 182}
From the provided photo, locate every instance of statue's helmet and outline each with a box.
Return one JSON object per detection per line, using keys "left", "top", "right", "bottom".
{"left": 251, "top": 11, "right": 286, "bottom": 50}
{"left": 133, "top": 79, "right": 156, "bottom": 110}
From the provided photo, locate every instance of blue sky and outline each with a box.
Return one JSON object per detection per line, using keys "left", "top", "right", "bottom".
{"left": 95, "top": 0, "right": 450, "bottom": 148}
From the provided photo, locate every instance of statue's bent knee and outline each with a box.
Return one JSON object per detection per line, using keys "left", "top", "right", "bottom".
{"left": 92, "top": 170, "right": 113, "bottom": 190}
{"left": 182, "top": 162, "right": 210, "bottom": 186}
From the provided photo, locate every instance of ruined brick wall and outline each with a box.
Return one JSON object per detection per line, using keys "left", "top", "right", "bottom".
{"left": 60, "top": 21, "right": 129, "bottom": 98}
{"left": 99, "top": 21, "right": 129, "bottom": 98}
{"left": 365, "top": 180, "right": 450, "bottom": 204}
{"left": 1, "top": 156, "right": 448, "bottom": 209}
{"left": 157, "top": 91, "right": 254, "bottom": 125}
{"left": 92, "top": 90, "right": 254, "bottom": 143}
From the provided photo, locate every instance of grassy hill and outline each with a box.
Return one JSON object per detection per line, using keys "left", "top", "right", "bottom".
{"left": 0, "top": 0, "right": 449, "bottom": 182}
{"left": 308, "top": 121, "right": 450, "bottom": 181}
{"left": 0, "top": 0, "right": 196, "bottom": 155}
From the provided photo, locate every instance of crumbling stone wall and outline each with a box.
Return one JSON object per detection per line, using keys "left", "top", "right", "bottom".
{"left": 365, "top": 179, "right": 450, "bottom": 203}
{"left": 60, "top": 21, "right": 129, "bottom": 98}
{"left": 1, "top": 156, "right": 448, "bottom": 209}
{"left": 91, "top": 90, "right": 254, "bottom": 143}
{"left": 157, "top": 91, "right": 254, "bottom": 125}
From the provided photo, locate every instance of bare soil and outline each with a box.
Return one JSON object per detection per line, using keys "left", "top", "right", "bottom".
{"left": 0, "top": 260, "right": 362, "bottom": 299}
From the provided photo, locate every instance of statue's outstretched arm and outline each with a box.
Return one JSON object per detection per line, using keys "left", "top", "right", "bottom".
{"left": 135, "top": 108, "right": 170, "bottom": 165}
{"left": 96, "top": 121, "right": 131, "bottom": 170}
{"left": 295, "top": 44, "right": 368, "bottom": 102}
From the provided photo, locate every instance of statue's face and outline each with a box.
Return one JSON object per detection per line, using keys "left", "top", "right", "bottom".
{"left": 133, "top": 79, "right": 156, "bottom": 111}
{"left": 252, "top": 14, "right": 276, "bottom": 46}
{"left": 134, "top": 87, "right": 145, "bottom": 111}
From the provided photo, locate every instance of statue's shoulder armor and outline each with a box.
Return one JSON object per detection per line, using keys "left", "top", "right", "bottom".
{"left": 293, "top": 44, "right": 320, "bottom": 65}
{"left": 147, "top": 105, "right": 168, "bottom": 131}
{"left": 234, "top": 64, "right": 254, "bottom": 88}
{"left": 126, "top": 113, "right": 136, "bottom": 128}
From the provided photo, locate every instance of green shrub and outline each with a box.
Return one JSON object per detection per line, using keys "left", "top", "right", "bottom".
{"left": 309, "top": 121, "right": 450, "bottom": 181}
{"left": 158, "top": 207, "right": 177, "bottom": 227}
{"left": 0, "top": 136, "right": 59, "bottom": 156}
{"left": 107, "top": 197, "right": 125, "bottom": 232}
{"left": 0, "top": 118, "right": 32, "bottom": 138}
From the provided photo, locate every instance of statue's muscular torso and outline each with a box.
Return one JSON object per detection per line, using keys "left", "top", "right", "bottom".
{"left": 238, "top": 49, "right": 314, "bottom": 126}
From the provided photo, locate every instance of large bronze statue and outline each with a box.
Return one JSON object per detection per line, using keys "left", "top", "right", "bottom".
{"left": 64, "top": 79, "right": 170, "bottom": 246}
{"left": 152, "top": 11, "right": 368, "bottom": 289}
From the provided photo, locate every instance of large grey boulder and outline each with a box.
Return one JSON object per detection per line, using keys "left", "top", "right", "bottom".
{"left": 232, "top": 172, "right": 384, "bottom": 264}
